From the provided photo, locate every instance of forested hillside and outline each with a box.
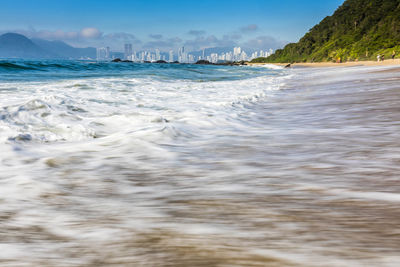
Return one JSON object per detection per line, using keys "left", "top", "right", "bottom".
{"left": 252, "top": 0, "right": 400, "bottom": 63}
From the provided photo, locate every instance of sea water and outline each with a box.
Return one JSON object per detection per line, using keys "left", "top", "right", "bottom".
{"left": 0, "top": 60, "right": 399, "bottom": 266}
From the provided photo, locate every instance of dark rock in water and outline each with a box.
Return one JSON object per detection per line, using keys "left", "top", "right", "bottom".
{"left": 284, "top": 63, "right": 291, "bottom": 68}
{"left": 172, "top": 61, "right": 180, "bottom": 64}
{"left": 112, "top": 58, "right": 133, "bottom": 63}
{"left": 155, "top": 60, "right": 167, "bottom": 63}
{"left": 215, "top": 62, "right": 233, "bottom": 66}
{"left": 221, "top": 60, "right": 248, "bottom": 66}
{"left": 8, "top": 134, "right": 32, "bottom": 142}
{"left": 144, "top": 61, "right": 151, "bottom": 63}
{"left": 195, "top": 60, "right": 211, "bottom": 65}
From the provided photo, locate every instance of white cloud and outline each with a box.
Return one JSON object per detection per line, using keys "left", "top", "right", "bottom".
{"left": 80, "top": 27, "right": 102, "bottom": 39}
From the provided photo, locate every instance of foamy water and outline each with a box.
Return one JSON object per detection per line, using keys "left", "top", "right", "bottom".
{"left": 0, "top": 61, "right": 399, "bottom": 266}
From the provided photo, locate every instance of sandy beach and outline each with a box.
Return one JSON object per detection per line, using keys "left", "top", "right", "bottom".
{"left": 250, "top": 58, "right": 400, "bottom": 68}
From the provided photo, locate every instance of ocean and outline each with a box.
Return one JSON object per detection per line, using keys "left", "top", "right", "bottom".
{"left": 0, "top": 60, "right": 399, "bottom": 266}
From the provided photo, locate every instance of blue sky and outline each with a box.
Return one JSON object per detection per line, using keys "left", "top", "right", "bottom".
{"left": 0, "top": 0, "right": 345, "bottom": 51}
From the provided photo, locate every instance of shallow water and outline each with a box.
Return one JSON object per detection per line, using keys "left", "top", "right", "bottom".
{"left": 0, "top": 60, "right": 399, "bottom": 266}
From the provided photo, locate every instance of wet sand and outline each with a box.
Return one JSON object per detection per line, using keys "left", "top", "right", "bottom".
{"left": 250, "top": 59, "right": 400, "bottom": 68}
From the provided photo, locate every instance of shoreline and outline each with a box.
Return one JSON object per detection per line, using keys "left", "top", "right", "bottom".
{"left": 249, "top": 59, "right": 400, "bottom": 68}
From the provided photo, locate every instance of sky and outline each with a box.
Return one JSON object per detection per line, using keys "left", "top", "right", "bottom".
{"left": 0, "top": 0, "right": 345, "bottom": 52}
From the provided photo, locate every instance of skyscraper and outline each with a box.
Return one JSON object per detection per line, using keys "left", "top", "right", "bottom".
{"left": 178, "top": 47, "right": 182, "bottom": 62}
{"left": 124, "top": 44, "right": 133, "bottom": 59}
{"left": 155, "top": 49, "right": 161, "bottom": 61}
{"left": 169, "top": 50, "right": 174, "bottom": 62}
{"left": 96, "top": 47, "right": 108, "bottom": 60}
{"left": 188, "top": 54, "right": 194, "bottom": 63}
{"left": 233, "top": 47, "right": 242, "bottom": 61}
{"left": 178, "top": 46, "right": 187, "bottom": 62}
{"left": 106, "top": 47, "right": 110, "bottom": 59}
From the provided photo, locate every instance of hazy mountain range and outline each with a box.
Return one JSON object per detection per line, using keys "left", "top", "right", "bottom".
{"left": 0, "top": 32, "right": 265, "bottom": 60}
{"left": 0, "top": 33, "right": 96, "bottom": 59}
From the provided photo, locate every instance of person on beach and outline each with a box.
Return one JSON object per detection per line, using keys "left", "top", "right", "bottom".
{"left": 382, "top": 54, "right": 385, "bottom": 61}
{"left": 392, "top": 51, "right": 396, "bottom": 59}
{"left": 377, "top": 54, "right": 381, "bottom": 62}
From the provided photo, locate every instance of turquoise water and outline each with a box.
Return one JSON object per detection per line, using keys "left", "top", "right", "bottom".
{"left": 0, "top": 60, "right": 399, "bottom": 266}
{"left": 0, "top": 59, "right": 280, "bottom": 82}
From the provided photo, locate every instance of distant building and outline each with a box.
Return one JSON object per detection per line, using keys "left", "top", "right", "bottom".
{"left": 102, "top": 45, "right": 271, "bottom": 63}
{"left": 106, "top": 47, "right": 110, "bottom": 59}
{"left": 142, "top": 52, "right": 146, "bottom": 61}
{"left": 178, "top": 46, "right": 188, "bottom": 63}
{"left": 233, "top": 47, "right": 242, "bottom": 61}
{"left": 188, "top": 54, "right": 194, "bottom": 63}
{"left": 240, "top": 51, "right": 247, "bottom": 61}
{"left": 210, "top": 53, "right": 218, "bottom": 63}
{"left": 96, "top": 47, "right": 108, "bottom": 60}
{"left": 155, "top": 49, "right": 161, "bottom": 61}
{"left": 124, "top": 44, "right": 133, "bottom": 59}
{"left": 131, "top": 51, "right": 137, "bottom": 61}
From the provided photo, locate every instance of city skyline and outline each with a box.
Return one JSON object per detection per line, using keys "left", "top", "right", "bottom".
{"left": 96, "top": 44, "right": 273, "bottom": 63}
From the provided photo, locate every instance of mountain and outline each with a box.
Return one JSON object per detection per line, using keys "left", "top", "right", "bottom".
{"left": 31, "top": 38, "right": 96, "bottom": 59}
{"left": 0, "top": 33, "right": 53, "bottom": 58}
{"left": 0, "top": 33, "right": 96, "bottom": 59}
{"left": 253, "top": 0, "right": 400, "bottom": 63}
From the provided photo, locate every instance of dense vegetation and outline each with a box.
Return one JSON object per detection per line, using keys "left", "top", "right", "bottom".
{"left": 252, "top": 0, "right": 400, "bottom": 63}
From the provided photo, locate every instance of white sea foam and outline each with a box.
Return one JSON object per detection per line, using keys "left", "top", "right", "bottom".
{"left": 253, "top": 63, "right": 284, "bottom": 69}
{"left": 0, "top": 73, "right": 288, "bottom": 145}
